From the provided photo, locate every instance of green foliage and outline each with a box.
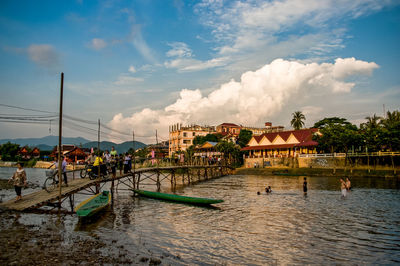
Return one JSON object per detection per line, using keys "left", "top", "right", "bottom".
{"left": 313, "top": 117, "right": 361, "bottom": 153}
{"left": 133, "top": 147, "right": 149, "bottom": 158}
{"left": 0, "top": 142, "right": 20, "bottom": 161}
{"left": 291, "top": 111, "right": 306, "bottom": 130}
{"left": 380, "top": 110, "right": 400, "bottom": 151}
{"left": 193, "top": 133, "right": 223, "bottom": 145}
{"left": 237, "top": 129, "right": 253, "bottom": 148}
{"left": 215, "top": 141, "right": 241, "bottom": 165}
{"left": 313, "top": 111, "right": 400, "bottom": 153}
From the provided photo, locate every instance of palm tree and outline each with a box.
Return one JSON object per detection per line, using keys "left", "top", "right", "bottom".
{"left": 361, "top": 114, "right": 381, "bottom": 130}
{"left": 291, "top": 111, "right": 306, "bottom": 130}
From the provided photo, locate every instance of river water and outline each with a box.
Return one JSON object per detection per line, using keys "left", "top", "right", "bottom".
{"left": 1, "top": 167, "right": 400, "bottom": 265}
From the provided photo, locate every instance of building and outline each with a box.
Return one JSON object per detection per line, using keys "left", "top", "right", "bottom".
{"left": 241, "top": 122, "right": 284, "bottom": 136}
{"left": 216, "top": 123, "right": 241, "bottom": 142}
{"left": 169, "top": 124, "right": 216, "bottom": 156}
{"left": 51, "top": 145, "right": 89, "bottom": 163}
{"left": 216, "top": 122, "right": 285, "bottom": 143}
{"left": 18, "top": 146, "right": 41, "bottom": 160}
{"left": 241, "top": 128, "right": 320, "bottom": 157}
{"left": 147, "top": 140, "right": 169, "bottom": 158}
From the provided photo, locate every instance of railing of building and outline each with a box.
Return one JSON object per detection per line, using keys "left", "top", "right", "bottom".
{"left": 245, "top": 151, "right": 400, "bottom": 159}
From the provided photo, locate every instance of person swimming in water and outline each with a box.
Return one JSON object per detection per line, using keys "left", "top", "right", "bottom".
{"left": 265, "top": 186, "right": 272, "bottom": 193}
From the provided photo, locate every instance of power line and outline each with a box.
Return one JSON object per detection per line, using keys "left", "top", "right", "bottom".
{"left": 0, "top": 103, "right": 56, "bottom": 114}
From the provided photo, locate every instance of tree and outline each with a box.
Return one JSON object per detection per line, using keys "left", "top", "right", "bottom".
{"left": 313, "top": 117, "right": 361, "bottom": 154}
{"left": 0, "top": 142, "right": 20, "bottom": 161}
{"left": 360, "top": 114, "right": 383, "bottom": 152}
{"left": 380, "top": 110, "right": 400, "bottom": 151}
{"left": 291, "top": 111, "right": 306, "bottom": 130}
{"left": 193, "top": 133, "right": 223, "bottom": 146}
{"left": 237, "top": 129, "right": 253, "bottom": 148}
{"left": 215, "top": 141, "right": 241, "bottom": 165}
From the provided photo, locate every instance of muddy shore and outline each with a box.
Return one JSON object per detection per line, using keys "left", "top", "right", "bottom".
{"left": 0, "top": 208, "right": 169, "bottom": 265}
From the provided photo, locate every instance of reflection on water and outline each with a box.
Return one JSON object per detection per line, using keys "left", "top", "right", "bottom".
{"left": 106, "top": 174, "right": 400, "bottom": 265}
{"left": 2, "top": 168, "right": 400, "bottom": 264}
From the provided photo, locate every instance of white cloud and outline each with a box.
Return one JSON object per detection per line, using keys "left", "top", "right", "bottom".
{"left": 90, "top": 38, "right": 107, "bottom": 50}
{"left": 130, "top": 25, "right": 156, "bottom": 63}
{"left": 108, "top": 57, "right": 378, "bottom": 142}
{"left": 164, "top": 41, "right": 229, "bottom": 72}
{"left": 166, "top": 42, "right": 193, "bottom": 58}
{"left": 27, "top": 44, "right": 59, "bottom": 68}
{"left": 128, "top": 65, "right": 136, "bottom": 73}
{"left": 194, "top": 0, "right": 395, "bottom": 58}
{"left": 114, "top": 74, "right": 144, "bottom": 86}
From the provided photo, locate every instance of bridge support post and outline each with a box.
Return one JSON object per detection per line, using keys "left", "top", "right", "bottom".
{"left": 156, "top": 171, "right": 161, "bottom": 191}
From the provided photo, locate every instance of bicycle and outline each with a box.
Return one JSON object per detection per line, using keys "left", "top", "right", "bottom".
{"left": 80, "top": 163, "right": 92, "bottom": 178}
{"left": 43, "top": 169, "right": 59, "bottom": 193}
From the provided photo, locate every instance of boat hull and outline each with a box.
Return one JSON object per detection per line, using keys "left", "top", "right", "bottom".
{"left": 134, "top": 189, "right": 223, "bottom": 205}
{"left": 75, "top": 191, "right": 111, "bottom": 217}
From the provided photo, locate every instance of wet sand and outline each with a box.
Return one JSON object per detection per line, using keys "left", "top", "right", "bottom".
{"left": 0, "top": 210, "right": 166, "bottom": 265}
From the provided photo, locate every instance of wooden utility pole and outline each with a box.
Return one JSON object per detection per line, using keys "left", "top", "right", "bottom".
{"left": 133, "top": 131, "right": 135, "bottom": 173}
{"left": 97, "top": 119, "right": 101, "bottom": 190}
{"left": 156, "top": 129, "right": 158, "bottom": 145}
{"left": 58, "top": 73, "right": 64, "bottom": 206}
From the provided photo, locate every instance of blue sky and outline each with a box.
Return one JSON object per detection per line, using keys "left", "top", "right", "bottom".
{"left": 0, "top": 0, "right": 399, "bottom": 143}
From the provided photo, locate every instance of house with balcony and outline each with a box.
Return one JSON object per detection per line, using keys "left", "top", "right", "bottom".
{"left": 168, "top": 123, "right": 216, "bottom": 156}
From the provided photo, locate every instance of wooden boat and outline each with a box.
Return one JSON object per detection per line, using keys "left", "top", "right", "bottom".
{"left": 75, "top": 191, "right": 111, "bottom": 217}
{"left": 133, "top": 189, "right": 224, "bottom": 205}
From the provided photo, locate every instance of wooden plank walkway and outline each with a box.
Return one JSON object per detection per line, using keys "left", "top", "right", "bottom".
{"left": 0, "top": 165, "right": 231, "bottom": 211}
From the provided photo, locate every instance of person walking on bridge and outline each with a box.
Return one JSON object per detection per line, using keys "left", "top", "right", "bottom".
{"left": 9, "top": 163, "right": 27, "bottom": 202}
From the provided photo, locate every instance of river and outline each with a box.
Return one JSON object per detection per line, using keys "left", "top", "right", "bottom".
{"left": 1, "top": 167, "right": 400, "bottom": 265}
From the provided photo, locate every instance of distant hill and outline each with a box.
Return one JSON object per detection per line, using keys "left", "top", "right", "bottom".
{"left": 82, "top": 141, "right": 146, "bottom": 154}
{"left": 0, "top": 136, "right": 92, "bottom": 147}
{"left": 0, "top": 136, "right": 147, "bottom": 153}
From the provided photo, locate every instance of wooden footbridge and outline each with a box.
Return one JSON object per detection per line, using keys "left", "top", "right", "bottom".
{"left": 0, "top": 165, "right": 233, "bottom": 213}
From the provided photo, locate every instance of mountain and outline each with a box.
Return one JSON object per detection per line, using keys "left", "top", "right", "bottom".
{"left": 0, "top": 136, "right": 92, "bottom": 147}
{"left": 0, "top": 136, "right": 147, "bottom": 153}
{"left": 82, "top": 141, "right": 146, "bottom": 154}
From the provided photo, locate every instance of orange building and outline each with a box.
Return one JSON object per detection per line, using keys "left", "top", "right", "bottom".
{"left": 169, "top": 124, "right": 215, "bottom": 156}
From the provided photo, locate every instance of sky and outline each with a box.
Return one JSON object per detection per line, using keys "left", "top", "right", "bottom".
{"left": 0, "top": 0, "right": 399, "bottom": 144}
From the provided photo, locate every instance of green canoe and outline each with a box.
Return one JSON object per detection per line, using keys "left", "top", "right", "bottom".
{"left": 75, "top": 191, "right": 111, "bottom": 217}
{"left": 133, "top": 189, "right": 224, "bottom": 205}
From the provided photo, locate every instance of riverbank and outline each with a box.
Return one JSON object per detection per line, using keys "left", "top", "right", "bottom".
{"left": 0, "top": 160, "right": 82, "bottom": 171}
{"left": 234, "top": 167, "right": 400, "bottom": 178}
{"left": 0, "top": 210, "right": 165, "bottom": 265}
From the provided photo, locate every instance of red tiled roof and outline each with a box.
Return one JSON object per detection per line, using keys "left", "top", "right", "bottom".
{"left": 218, "top": 123, "right": 240, "bottom": 127}
{"left": 255, "top": 128, "right": 318, "bottom": 144}
{"left": 244, "top": 128, "right": 319, "bottom": 149}
{"left": 241, "top": 140, "right": 318, "bottom": 151}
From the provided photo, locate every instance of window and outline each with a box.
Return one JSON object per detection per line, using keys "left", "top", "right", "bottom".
{"left": 183, "top": 132, "right": 187, "bottom": 137}
{"left": 183, "top": 140, "right": 191, "bottom": 144}
{"left": 193, "top": 132, "right": 195, "bottom": 136}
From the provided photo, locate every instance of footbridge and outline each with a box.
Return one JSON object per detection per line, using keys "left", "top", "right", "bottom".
{"left": 0, "top": 165, "right": 234, "bottom": 213}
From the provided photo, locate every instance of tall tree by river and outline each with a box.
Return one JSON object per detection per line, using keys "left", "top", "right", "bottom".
{"left": 291, "top": 111, "right": 306, "bottom": 130}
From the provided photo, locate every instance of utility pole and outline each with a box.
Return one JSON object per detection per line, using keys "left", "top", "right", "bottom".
{"left": 133, "top": 131, "right": 135, "bottom": 173}
{"left": 97, "top": 119, "right": 101, "bottom": 181}
{"left": 156, "top": 129, "right": 158, "bottom": 145}
{"left": 58, "top": 73, "right": 64, "bottom": 206}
